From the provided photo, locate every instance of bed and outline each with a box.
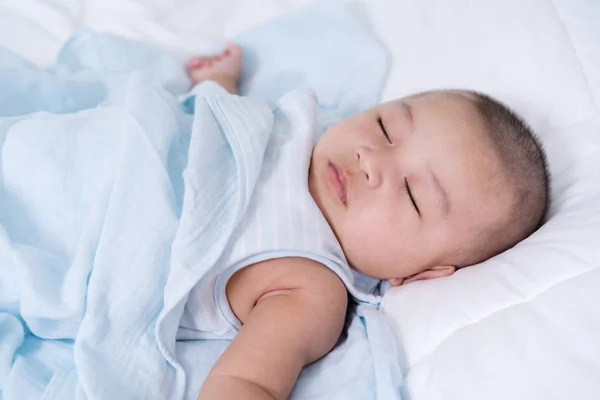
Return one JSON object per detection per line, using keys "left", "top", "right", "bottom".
{"left": 1, "top": 0, "right": 599, "bottom": 399}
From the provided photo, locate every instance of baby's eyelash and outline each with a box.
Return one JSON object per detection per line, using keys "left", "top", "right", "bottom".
{"left": 404, "top": 178, "right": 420, "bottom": 216}
{"left": 378, "top": 117, "right": 392, "bottom": 144}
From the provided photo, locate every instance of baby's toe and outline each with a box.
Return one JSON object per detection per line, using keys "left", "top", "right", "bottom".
{"left": 227, "top": 43, "right": 242, "bottom": 58}
{"left": 187, "top": 57, "right": 208, "bottom": 70}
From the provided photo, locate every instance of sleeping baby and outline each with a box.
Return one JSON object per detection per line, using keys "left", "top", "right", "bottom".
{"left": 184, "top": 43, "right": 550, "bottom": 399}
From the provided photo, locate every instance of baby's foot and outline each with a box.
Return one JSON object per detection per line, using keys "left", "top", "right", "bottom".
{"left": 187, "top": 43, "right": 242, "bottom": 94}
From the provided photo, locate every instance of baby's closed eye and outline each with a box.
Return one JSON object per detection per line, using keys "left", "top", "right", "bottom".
{"left": 378, "top": 117, "right": 392, "bottom": 144}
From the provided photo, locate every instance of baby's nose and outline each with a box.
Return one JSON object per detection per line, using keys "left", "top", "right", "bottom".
{"left": 356, "top": 147, "right": 383, "bottom": 188}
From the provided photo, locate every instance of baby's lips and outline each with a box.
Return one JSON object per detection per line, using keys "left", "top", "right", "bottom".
{"left": 337, "top": 165, "right": 348, "bottom": 204}
{"left": 329, "top": 162, "right": 348, "bottom": 205}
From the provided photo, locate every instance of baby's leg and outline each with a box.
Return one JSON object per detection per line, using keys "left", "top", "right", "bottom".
{"left": 187, "top": 43, "right": 242, "bottom": 94}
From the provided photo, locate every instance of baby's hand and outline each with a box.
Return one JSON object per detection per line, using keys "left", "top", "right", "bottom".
{"left": 187, "top": 43, "right": 242, "bottom": 95}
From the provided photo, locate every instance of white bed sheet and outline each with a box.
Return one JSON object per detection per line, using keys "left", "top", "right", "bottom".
{"left": 1, "top": 0, "right": 599, "bottom": 399}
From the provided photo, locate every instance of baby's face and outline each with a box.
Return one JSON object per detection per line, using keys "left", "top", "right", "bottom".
{"left": 309, "top": 91, "right": 511, "bottom": 285}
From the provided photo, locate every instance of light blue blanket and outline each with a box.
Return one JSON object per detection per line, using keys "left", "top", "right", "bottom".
{"left": 0, "top": 2, "right": 401, "bottom": 399}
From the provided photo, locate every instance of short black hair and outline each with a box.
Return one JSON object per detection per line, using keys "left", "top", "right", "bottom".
{"left": 460, "top": 91, "right": 550, "bottom": 266}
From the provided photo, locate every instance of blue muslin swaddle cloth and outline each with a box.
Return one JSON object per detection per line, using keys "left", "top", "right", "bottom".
{"left": 0, "top": 1, "right": 401, "bottom": 399}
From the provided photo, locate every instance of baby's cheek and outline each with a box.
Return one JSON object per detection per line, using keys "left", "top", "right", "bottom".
{"left": 343, "top": 229, "right": 403, "bottom": 279}
{"left": 343, "top": 213, "right": 391, "bottom": 262}
{"left": 345, "top": 202, "right": 415, "bottom": 271}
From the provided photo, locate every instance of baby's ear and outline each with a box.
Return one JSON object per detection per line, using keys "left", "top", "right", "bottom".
{"left": 388, "top": 277, "right": 405, "bottom": 286}
{"left": 388, "top": 265, "right": 456, "bottom": 286}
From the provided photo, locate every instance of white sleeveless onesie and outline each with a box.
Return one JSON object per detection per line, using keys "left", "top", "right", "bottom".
{"left": 178, "top": 86, "right": 381, "bottom": 340}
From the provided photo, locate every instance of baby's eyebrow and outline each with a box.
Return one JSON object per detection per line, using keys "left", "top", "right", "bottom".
{"left": 401, "top": 101, "right": 415, "bottom": 132}
{"left": 430, "top": 168, "right": 451, "bottom": 215}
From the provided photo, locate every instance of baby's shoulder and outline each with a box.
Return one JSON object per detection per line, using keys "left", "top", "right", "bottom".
{"left": 226, "top": 257, "right": 347, "bottom": 324}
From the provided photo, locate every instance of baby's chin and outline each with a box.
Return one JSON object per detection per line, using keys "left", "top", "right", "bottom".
{"left": 307, "top": 155, "right": 335, "bottom": 224}
{"left": 342, "top": 252, "right": 388, "bottom": 280}
{"left": 307, "top": 159, "right": 322, "bottom": 210}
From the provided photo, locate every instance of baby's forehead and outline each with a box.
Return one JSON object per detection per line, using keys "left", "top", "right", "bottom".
{"left": 398, "top": 92, "right": 507, "bottom": 191}
{"left": 402, "top": 89, "right": 478, "bottom": 107}
{"left": 381, "top": 90, "right": 483, "bottom": 134}
{"left": 375, "top": 90, "right": 478, "bottom": 121}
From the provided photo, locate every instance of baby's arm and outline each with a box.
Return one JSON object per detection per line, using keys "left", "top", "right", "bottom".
{"left": 197, "top": 258, "right": 348, "bottom": 400}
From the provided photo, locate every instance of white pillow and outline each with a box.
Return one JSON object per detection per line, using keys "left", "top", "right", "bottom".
{"left": 366, "top": 0, "right": 600, "bottom": 399}
{"left": 81, "top": 0, "right": 314, "bottom": 56}
{"left": 0, "top": 0, "right": 79, "bottom": 66}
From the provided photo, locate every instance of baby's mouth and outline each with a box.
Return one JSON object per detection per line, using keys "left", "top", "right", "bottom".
{"left": 328, "top": 162, "right": 347, "bottom": 205}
